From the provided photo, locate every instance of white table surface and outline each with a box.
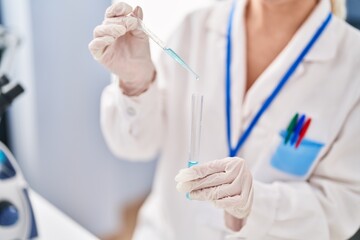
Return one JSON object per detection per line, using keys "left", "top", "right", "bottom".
{"left": 29, "top": 190, "right": 99, "bottom": 240}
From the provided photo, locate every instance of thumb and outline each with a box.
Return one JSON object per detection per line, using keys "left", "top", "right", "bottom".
{"left": 133, "top": 6, "right": 144, "bottom": 20}
{"left": 130, "top": 6, "right": 147, "bottom": 38}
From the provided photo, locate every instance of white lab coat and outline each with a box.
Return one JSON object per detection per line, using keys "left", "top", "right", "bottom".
{"left": 100, "top": 0, "right": 360, "bottom": 239}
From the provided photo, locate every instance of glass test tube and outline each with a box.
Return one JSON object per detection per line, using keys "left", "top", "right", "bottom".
{"left": 188, "top": 93, "right": 204, "bottom": 168}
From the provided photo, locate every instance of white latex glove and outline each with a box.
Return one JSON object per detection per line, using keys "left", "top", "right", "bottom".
{"left": 175, "top": 157, "right": 254, "bottom": 220}
{"left": 88, "top": 2, "right": 155, "bottom": 96}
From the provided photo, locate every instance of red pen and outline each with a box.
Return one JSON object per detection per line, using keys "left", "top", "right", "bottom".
{"left": 295, "top": 118, "right": 312, "bottom": 148}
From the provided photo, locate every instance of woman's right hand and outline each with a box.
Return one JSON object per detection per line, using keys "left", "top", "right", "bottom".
{"left": 89, "top": 2, "right": 156, "bottom": 96}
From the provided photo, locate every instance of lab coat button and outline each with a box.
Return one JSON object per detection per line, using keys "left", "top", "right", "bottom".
{"left": 126, "top": 107, "right": 136, "bottom": 116}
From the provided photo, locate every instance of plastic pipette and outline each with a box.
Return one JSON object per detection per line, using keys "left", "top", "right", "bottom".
{"left": 137, "top": 19, "right": 199, "bottom": 80}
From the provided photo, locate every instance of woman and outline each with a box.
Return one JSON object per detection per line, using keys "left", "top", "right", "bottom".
{"left": 89, "top": 0, "right": 360, "bottom": 239}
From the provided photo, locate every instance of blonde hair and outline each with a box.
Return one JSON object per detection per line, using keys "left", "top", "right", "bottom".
{"left": 330, "top": 0, "right": 347, "bottom": 19}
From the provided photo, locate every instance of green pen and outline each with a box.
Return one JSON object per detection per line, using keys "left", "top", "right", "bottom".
{"left": 284, "top": 113, "right": 299, "bottom": 144}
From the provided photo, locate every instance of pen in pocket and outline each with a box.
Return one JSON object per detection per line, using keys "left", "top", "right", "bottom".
{"left": 295, "top": 118, "right": 312, "bottom": 148}
{"left": 284, "top": 113, "right": 312, "bottom": 149}
{"left": 284, "top": 113, "right": 298, "bottom": 144}
{"left": 291, "top": 114, "right": 306, "bottom": 146}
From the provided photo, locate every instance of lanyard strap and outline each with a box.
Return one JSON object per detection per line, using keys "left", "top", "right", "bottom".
{"left": 225, "top": 2, "right": 332, "bottom": 157}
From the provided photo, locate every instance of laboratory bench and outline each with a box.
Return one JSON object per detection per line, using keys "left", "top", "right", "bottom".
{"left": 29, "top": 190, "right": 99, "bottom": 240}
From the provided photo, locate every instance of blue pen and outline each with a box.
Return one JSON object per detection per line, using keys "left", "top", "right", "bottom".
{"left": 290, "top": 114, "right": 306, "bottom": 146}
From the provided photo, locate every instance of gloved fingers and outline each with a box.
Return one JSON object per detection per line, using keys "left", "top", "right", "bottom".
{"left": 215, "top": 194, "right": 252, "bottom": 219}
{"left": 226, "top": 186, "right": 253, "bottom": 219}
{"left": 189, "top": 183, "right": 234, "bottom": 201}
{"left": 176, "top": 169, "right": 238, "bottom": 193}
{"left": 103, "top": 16, "right": 139, "bottom": 32}
{"left": 227, "top": 163, "right": 249, "bottom": 195}
{"left": 105, "top": 2, "right": 133, "bottom": 18}
{"left": 188, "top": 171, "right": 250, "bottom": 200}
{"left": 93, "top": 24, "right": 126, "bottom": 38}
{"left": 128, "top": 6, "right": 146, "bottom": 37}
{"left": 213, "top": 173, "right": 253, "bottom": 209}
{"left": 177, "top": 172, "right": 229, "bottom": 193}
{"left": 214, "top": 195, "right": 248, "bottom": 210}
{"left": 88, "top": 36, "right": 115, "bottom": 60}
{"left": 132, "top": 6, "right": 144, "bottom": 20}
{"left": 175, "top": 157, "right": 243, "bottom": 182}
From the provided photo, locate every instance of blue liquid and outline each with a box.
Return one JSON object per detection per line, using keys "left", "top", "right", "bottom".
{"left": 164, "top": 48, "right": 199, "bottom": 80}
{"left": 186, "top": 192, "right": 191, "bottom": 200}
{"left": 186, "top": 161, "right": 198, "bottom": 200}
{"left": 187, "top": 161, "right": 198, "bottom": 168}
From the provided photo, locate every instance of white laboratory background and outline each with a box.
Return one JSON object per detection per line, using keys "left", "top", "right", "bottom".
{"left": 1, "top": 0, "right": 212, "bottom": 237}
{"left": 1, "top": 0, "right": 360, "bottom": 239}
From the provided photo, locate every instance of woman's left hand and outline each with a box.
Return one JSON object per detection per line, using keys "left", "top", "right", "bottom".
{"left": 175, "top": 157, "right": 254, "bottom": 221}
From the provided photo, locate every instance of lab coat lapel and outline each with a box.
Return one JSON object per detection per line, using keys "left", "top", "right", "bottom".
{"left": 205, "top": 0, "right": 234, "bottom": 36}
{"left": 204, "top": 0, "right": 337, "bottom": 153}
{"left": 229, "top": 0, "right": 248, "bottom": 149}
{"left": 206, "top": 0, "right": 248, "bottom": 148}
{"left": 242, "top": 0, "right": 336, "bottom": 120}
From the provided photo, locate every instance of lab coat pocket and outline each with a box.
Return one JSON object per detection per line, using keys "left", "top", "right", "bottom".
{"left": 253, "top": 130, "right": 324, "bottom": 182}
{"left": 270, "top": 130, "right": 324, "bottom": 177}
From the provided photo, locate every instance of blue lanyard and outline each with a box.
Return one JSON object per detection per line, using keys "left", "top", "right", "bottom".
{"left": 225, "top": 2, "right": 332, "bottom": 157}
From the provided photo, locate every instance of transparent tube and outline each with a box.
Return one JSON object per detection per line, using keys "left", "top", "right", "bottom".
{"left": 137, "top": 18, "right": 199, "bottom": 80}
{"left": 188, "top": 93, "right": 204, "bottom": 167}
{"left": 137, "top": 19, "right": 166, "bottom": 49}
